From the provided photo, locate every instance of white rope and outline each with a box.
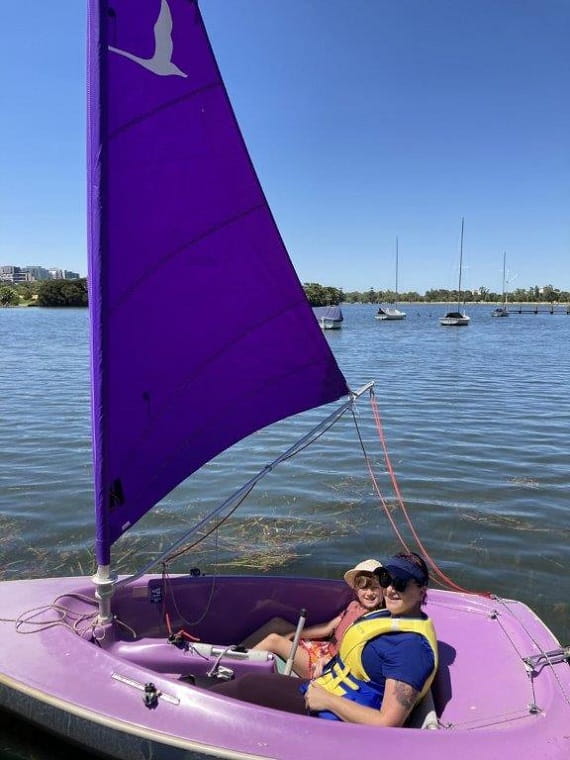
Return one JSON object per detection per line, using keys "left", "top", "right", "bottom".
{"left": 5, "top": 592, "right": 137, "bottom": 642}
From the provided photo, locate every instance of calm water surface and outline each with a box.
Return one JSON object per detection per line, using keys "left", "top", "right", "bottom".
{"left": 0, "top": 303, "right": 569, "bottom": 757}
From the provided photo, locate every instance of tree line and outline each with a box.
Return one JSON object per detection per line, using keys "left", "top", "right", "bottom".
{"left": 0, "top": 279, "right": 88, "bottom": 307}
{"left": 2, "top": 278, "right": 567, "bottom": 309}
{"left": 303, "top": 282, "right": 570, "bottom": 306}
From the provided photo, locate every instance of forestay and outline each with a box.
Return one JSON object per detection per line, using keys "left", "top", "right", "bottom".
{"left": 87, "top": 0, "right": 349, "bottom": 565}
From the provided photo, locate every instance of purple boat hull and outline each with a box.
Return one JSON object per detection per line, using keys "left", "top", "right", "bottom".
{"left": 0, "top": 574, "right": 568, "bottom": 759}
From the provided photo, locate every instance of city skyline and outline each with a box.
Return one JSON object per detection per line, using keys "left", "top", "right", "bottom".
{"left": 0, "top": 264, "right": 81, "bottom": 283}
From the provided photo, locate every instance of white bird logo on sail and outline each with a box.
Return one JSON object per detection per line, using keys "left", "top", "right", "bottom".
{"left": 109, "top": 0, "right": 187, "bottom": 78}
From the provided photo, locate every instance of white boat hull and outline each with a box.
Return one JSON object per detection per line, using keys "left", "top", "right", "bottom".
{"left": 318, "top": 318, "right": 342, "bottom": 329}
{"left": 375, "top": 308, "right": 407, "bottom": 321}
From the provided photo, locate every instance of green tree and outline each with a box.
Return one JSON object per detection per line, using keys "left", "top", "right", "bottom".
{"left": 401, "top": 291, "right": 422, "bottom": 302}
{"left": 541, "top": 284, "right": 558, "bottom": 303}
{"left": 302, "top": 282, "right": 569, "bottom": 305}
{"left": 512, "top": 288, "right": 528, "bottom": 302}
{"left": 478, "top": 286, "right": 489, "bottom": 302}
{"left": 37, "top": 278, "right": 88, "bottom": 307}
{"left": 425, "top": 289, "right": 452, "bottom": 302}
{"left": 16, "top": 280, "right": 41, "bottom": 301}
{"left": 0, "top": 286, "right": 19, "bottom": 307}
{"left": 303, "top": 282, "right": 343, "bottom": 306}
{"left": 323, "top": 285, "right": 343, "bottom": 305}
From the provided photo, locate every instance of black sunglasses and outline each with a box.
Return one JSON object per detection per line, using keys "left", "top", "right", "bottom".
{"left": 376, "top": 568, "right": 414, "bottom": 593}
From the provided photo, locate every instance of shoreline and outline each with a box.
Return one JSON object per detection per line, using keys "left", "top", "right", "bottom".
{"left": 3, "top": 300, "right": 569, "bottom": 310}
{"left": 342, "top": 300, "right": 570, "bottom": 306}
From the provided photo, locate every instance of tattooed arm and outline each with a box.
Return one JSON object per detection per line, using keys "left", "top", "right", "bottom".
{"left": 304, "top": 678, "right": 419, "bottom": 727}
{"left": 378, "top": 678, "right": 419, "bottom": 726}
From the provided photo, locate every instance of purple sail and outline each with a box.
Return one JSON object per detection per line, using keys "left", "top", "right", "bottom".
{"left": 87, "top": 0, "right": 349, "bottom": 565}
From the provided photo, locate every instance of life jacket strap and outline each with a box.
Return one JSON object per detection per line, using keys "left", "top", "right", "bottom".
{"left": 317, "top": 654, "right": 374, "bottom": 693}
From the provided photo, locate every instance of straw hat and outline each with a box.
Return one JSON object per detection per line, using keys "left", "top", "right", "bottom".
{"left": 343, "top": 559, "right": 382, "bottom": 588}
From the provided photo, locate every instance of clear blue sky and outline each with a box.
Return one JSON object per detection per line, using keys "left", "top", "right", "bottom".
{"left": 1, "top": 1, "right": 568, "bottom": 293}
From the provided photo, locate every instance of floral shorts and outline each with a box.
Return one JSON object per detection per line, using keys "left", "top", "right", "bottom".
{"left": 299, "top": 639, "right": 334, "bottom": 678}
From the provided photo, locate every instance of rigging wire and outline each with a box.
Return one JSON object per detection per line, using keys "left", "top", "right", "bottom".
{"left": 165, "top": 483, "right": 255, "bottom": 563}
{"left": 360, "top": 389, "right": 490, "bottom": 597}
{"left": 163, "top": 384, "right": 488, "bottom": 597}
{"left": 350, "top": 405, "right": 412, "bottom": 554}
{"left": 154, "top": 394, "right": 366, "bottom": 635}
{"left": 160, "top": 392, "right": 360, "bottom": 566}
{"left": 161, "top": 528, "right": 221, "bottom": 631}
{"left": 493, "top": 597, "right": 570, "bottom": 708}
{"left": 115, "top": 387, "right": 369, "bottom": 591}
{"left": 156, "top": 392, "right": 373, "bottom": 632}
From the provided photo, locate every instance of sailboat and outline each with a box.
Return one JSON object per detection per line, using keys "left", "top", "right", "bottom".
{"left": 439, "top": 218, "right": 470, "bottom": 326}
{"left": 0, "top": 3, "right": 568, "bottom": 759}
{"left": 375, "top": 236, "right": 407, "bottom": 320}
{"left": 492, "top": 251, "right": 509, "bottom": 317}
{"left": 314, "top": 304, "right": 344, "bottom": 329}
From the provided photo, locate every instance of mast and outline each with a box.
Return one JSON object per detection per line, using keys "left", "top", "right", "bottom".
{"left": 502, "top": 251, "right": 507, "bottom": 306}
{"left": 88, "top": 0, "right": 350, "bottom": 620}
{"left": 457, "top": 217, "right": 464, "bottom": 310}
{"left": 395, "top": 236, "right": 399, "bottom": 304}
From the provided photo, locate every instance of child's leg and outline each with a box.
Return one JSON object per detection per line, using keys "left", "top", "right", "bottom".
{"left": 252, "top": 633, "right": 311, "bottom": 678}
{"left": 240, "top": 617, "right": 295, "bottom": 648}
{"left": 291, "top": 645, "right": 311, "bottom": 678}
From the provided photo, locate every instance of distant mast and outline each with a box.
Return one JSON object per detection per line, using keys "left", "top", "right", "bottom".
{"left": 502, "top": 251, "right": 507, "bottom": 306}
{"left": 439, "top": 217, "right": 470, "bottom": 325}
{"left": 395, "top": 236, "right": 399, "bottom": 303}
{"left": 457, "top": 217, "right": 464, "bottom": 310}
{"left": 491, "top": 250, "right": 510, "bottom": 317}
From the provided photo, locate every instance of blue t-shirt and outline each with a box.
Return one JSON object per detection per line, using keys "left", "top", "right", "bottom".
{"left": 361, "top": 628, "right": 435, "bottom": 701}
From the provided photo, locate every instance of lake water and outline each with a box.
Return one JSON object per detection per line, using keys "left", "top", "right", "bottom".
{"left": 0, "top": 303, "right": 569, "bottom": 757}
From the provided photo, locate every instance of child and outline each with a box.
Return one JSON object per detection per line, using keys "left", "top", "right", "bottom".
{"left": 250, "top": 559, "right": 384, "bottom": 678}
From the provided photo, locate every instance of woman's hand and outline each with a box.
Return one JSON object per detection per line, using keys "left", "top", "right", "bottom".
{"left": 304, "top": 682, "right": 332, "bottom": 713}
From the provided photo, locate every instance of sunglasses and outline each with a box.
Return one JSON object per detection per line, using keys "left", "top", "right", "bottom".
{"left": 354, "top": 574, "right": 381, "bottom": 590}
{"left": 376, "top": 568, "right": 416, "bottom": 593}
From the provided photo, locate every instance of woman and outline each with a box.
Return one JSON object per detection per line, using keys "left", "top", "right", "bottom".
{"left": 211, "top": 552, "right": 438, "bottom": 728}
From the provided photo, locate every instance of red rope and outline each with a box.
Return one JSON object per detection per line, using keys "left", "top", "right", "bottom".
{"left": 359, "top": 431, "right": 413, "bottom": 554}
{"left": 368, "top": 393, "right": 491, "bottom": 598}
{"left": 161, "top": 569, "right": 202, "bottom": 641}
{"left": 178, "top": 628, "right": 200, "bottom": 642}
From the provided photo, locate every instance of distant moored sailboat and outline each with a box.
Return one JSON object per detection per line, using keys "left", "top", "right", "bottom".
{"left": 440, "top": 218, "right": 470, "bottom": 326}
{"left": 376, "top": 236, "right": 407, "bottom": 321}
{"left": 491, "top": 251, "right": 509, "bottom": 317}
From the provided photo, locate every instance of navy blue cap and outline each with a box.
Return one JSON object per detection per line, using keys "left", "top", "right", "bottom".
{"left": 379, "top": 556, "right": 428, "bottom": 585}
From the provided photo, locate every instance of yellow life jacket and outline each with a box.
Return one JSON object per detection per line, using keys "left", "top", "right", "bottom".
{"left": 315, "top": 611, "right": 438, "bottom": 704}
